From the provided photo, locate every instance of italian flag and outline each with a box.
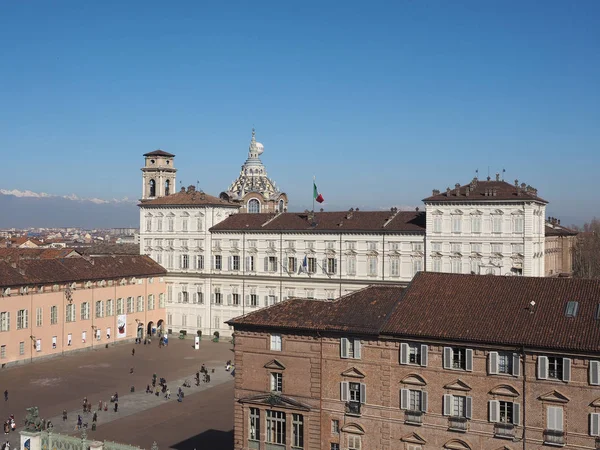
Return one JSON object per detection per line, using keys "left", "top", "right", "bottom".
{"left": 313, "top": 181, "right": 324, "bottom": 203}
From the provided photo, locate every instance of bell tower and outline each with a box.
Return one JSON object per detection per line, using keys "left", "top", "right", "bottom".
{"left": 141, "top": 150, "right": 177, "bottom": 200}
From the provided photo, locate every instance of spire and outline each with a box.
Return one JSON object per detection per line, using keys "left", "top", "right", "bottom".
{"left": 251, "top": 127, "right": 256, "bottom": 142}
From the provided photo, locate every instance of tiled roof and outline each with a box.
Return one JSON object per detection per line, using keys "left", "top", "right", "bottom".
{"left": 211, "top": 210, "right": 426, "bottom": 233}
{"left": 381, "top": 272, "right": 600, "bottom": 353}
{"left": 545, "top": 224, "right": 578, "bottom": 237}
{"left": 143, "top": 149, "right": 175, "bottom": 157}
{"left": 423, "top": 179, "right": 547, "bottom": 204}
{"left": 140, "top": 187, "right": 238, "bottom": 207}
{"left": 230, "top": 272, "right": 600, "bottom": 354}
{"left": 78, "top": 244, "right": 140, "bottom": 256}
{"left": 227, "top": 285, "right": 405, "bottom": 334}
{"left": 0, "top": 255, "right": 166, "bottom": 288}
{"left": 0, "top": 248, "right": 81, "bottom": 261}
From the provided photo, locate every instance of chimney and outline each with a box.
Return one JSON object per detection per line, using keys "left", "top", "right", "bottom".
{"left": 487, "top": 176, "right": 491, "bottom": 181}
{"left": 355, "top": 207, "right": 359, "bottom": 211}
{"left": 446, "top": 187, "right": 451, "bottom": 195}
{"left": 432, "top": 189, "right": 440, "bottom": 196}
{"left": 415, "top": 206, "right": 419, "bottom": 212}
{"left": 180, "top": 186, "right": 186, "bottom": 193}
{"left": 558, "top": 219, "right": 561, "bottom": 225}
{"left": 307, "top": 211, "right": 314, "bottom": 222}
{"left": 514, "top": 179, "right": 519, "bottom": 187}
{"left": 454, "top": 183, "right": 460, "bottom": 196}
{"left": 496, "top": 173, "right": 500, "bottom": 181}
{"left": 346, "top": 208, "right": 353, "bottom": 220}
{"left": 465, "top": 186, "right": 470, "bottom": 196}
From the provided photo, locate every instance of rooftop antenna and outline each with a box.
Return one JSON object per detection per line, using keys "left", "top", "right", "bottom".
{"left": 487, "top": 166, "right": 490, "bottom": 179}
{"left": 475, "top": 168, "right": 479, "bottom": 179}
{"left": 502, "top": 168, "right": 506, "bottom": 181}
{"left": 196, "top": 180, "right": 200, "bottom": 191}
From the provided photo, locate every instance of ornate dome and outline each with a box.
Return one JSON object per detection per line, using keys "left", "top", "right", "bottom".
{"left": 224, "top": 129, "right": 282, "bottom": 201}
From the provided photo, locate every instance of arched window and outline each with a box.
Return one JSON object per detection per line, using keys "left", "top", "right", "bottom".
{"left": 278, "top": 199, "right": 285, "bottom": 212}
{"left": 248, "top": 199, "right": 260, "bottom": 214}
{"left": 165, "top": 180, "right": 170, "bottom": 196}
{"left": 149, "top": 179, "right": 156, "bottom": 197}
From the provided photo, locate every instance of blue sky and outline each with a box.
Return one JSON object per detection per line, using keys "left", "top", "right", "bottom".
{"left": 0, "top": 0, "right": 598, "bottom": 224}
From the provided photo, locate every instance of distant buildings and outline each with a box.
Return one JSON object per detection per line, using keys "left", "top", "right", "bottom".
{"left": 228, "top": 272, "right": 600, "bottom": 450}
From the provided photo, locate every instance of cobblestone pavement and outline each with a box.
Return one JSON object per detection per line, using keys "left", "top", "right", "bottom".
{"left": 0, "top": 338, "right": 234, "bottom": 449}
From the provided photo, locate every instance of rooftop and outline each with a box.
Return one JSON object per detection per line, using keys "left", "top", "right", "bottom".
{"left": 140, "top": 185, "right": 238, "bottom": 208}
{"left": 143, "top": 149, "right": 175, "bottom": 157}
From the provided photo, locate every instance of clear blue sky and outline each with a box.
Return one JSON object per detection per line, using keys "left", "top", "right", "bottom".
{"left": 1, "top": 0, "right": 598, "bottom": 224}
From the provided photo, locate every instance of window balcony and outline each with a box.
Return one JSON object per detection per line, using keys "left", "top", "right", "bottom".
{"left": 494, "top": 423, "right": 515, "bottom": 439}
{"left": 405, "top": 410, "right": 423, "bottom": 425}
{"left": 448, "top": 416, "right": 468, "bottom": 432}
{"left": 345, "top": 401, "right": 361, "bottom": 417}
{"left": 543, "top": 430, "right": 565, "bottom": 446}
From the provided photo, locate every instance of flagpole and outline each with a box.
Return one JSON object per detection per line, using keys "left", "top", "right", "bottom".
{"left": 312, "top": 176, "right": 315, "bottom": 213}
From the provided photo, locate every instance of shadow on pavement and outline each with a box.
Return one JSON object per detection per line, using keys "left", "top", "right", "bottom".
{"left": 171, "top": 429, "right": 233, "bottom": 450}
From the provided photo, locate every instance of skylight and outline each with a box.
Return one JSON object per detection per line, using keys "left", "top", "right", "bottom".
{"left": 565, "top": 301, "right": 579, "bottom": 318}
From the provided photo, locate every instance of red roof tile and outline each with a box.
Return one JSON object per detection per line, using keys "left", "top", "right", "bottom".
{"left": 143, "top": 149, "right": 175, "bottom": 157}
{"left": 140, "top": 187, "right": 238, "bottom": 207}
{"left": 423, "top": 179, "right": 547, "bottom": 204}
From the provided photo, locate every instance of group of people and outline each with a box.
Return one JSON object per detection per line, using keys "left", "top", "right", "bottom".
{"left": 3, "top": 416, "right": 15, "bottom": 435}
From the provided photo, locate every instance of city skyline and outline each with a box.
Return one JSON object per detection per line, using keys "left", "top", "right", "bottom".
{"left": 1, "top": 0, "right": 598, "bottom": 224}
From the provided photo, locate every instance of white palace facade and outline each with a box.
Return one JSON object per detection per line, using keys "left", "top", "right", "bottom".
{"left": 139, "top": 131, "right": 548, "bottom": 337}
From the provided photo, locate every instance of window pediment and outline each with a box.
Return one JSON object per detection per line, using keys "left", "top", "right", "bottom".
{"left": 492, "top": 209, "right": 504, "bottom": 215}
{"left": 470, "top": 210, "right": 483, "bottom": 215}
{"left": 238, "top": 393, "right": 310, "bottom": 411}
{"left": 538, "top": 390, "right": 569, "bottom": 403}
{"left": 489, "top": 384, "right": 520, "bottom": 398}
{"left": 401, "top": 432, "right": 426, "bottom": 445}
{"left": 590, "top": 398, "right": 600, "bottom": 408}
{"left": 345, "top": 249, "right": 357, "bottom": 256}
{"left": 431, "top": 210, "right": 443, "bottom": 216}
{"left": 452, "top": 209, "right": 464, "bottom": 215}
{"left": 444, "top": 379, "right": 472, "bottom": 392}
{"left": 366, "top": 250, "right": 378, "bottom": 257}
{"left": 341, "top": 367, "right": 366, "bottom": 379}
{"left": 444, "top": 439, "right": 472, "bottom": 450}
{"left": 341, "top": 423, "right": 364, "bottom": 435}
{"left": 401, "top": 374, "right": 427, "bottom": 386}
{"left": 264, "top": 359, "right": 286, "bottom": 370}
{"left": 511, "top": 210, "right": 524, "bottom": 215}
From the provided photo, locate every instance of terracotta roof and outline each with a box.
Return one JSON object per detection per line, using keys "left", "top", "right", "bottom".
{"left": 11, "top": 237, "right": 43, "bottom": 246}
{"left": 545, "top": 224, "right": 578, "bottom": 237}
{"left": 381, "top": 272, "right": 600, "bottom": 353}
{"left": 78, "top": 244, "right": 140, "bottom": 256}
{"left": 0, "top": 255, "right": 166, "bottom": 288}
{"left": 0, "top": 248, "right": 81, "bottom": 261}
{"left": 227, "top": 285, "right": 405, "bottom": 334}
{"left": 143, "top": 149, "right": 175, "bottom": 157}
{"left": 423, "top": 179, "right": 547, "bottom": 204}
{"left": 140, "top": 187, "right": 238, "bottom": 207}
{"left": 211, "top": 210, "right": 426, "bottom": 233}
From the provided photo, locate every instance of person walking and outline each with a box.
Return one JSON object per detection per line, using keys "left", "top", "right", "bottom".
{"left": 114, "top": 402, "right": 118, "bottom": 413}
{"left": 3, "top": 391, "right": 6, "bottom": 402}
{"left": 92, "top": 412, "right": 97, "bottom": 423}
{"left": 98, "top": 400, "right": 102, "bottom": 411}
{"left": 77, "top": 415, "right": 82, "bottom": 430}
{"left": 62, "top": 410, "right": 67, "bottom": 422}
{"left": 165, "top": 388, "right": 170, "bottom": 399}
{"left": 132, "top": 348, "right": 135, "bottom": 356}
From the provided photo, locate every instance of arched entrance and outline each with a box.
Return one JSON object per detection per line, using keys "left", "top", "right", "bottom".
{"left": 137, "top": 323, "right": 144, "bottom": 339}
{"left": 157, "top": 319, "right": 164, "bottom": 332}
{"left": 147, "top": 321, "right": 155, "bottom": 336}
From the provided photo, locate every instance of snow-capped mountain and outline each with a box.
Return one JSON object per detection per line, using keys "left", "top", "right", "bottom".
{"left": 0, "top": 189, "right": 138, "bottom": 228}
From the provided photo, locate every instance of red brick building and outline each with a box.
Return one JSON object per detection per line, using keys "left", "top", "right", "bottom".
{"left": 229, "top": 273, "right": 600, "bottom": 450}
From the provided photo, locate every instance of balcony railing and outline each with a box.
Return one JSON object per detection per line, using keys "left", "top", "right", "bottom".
{"left": 345, "top": 401, "right": 361, "bottom": 416}
{"left": 405, "top": 410, "right": 423, "bottom": 425}
{"left": 448, "top": 416, "right": 468, "bottom": 432}
{"left": 543, "top": 430, "right": 565, "bottom": 446}
{"left": 494, "top": 422, "right": 515, "bottom": 439}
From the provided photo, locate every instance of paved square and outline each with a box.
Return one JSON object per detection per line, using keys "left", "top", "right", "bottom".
{"left": 0, "top": 338, "right": 234, "bottom": 449}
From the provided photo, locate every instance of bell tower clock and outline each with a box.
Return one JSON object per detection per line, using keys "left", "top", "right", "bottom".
{"left": 141, "top": 150, "right": 177, "bottom": 200}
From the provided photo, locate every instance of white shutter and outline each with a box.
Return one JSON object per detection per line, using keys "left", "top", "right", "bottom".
{"left": 228, "top": 256, "right": 232, "bottom": 271}
{"left": 466, "top": 348, "right": 473, "bottom": 371}
{"left": 538, "top": 356, "right": 548, "bottom": 379}
{"left": 489, "top": 400, "right": 499, "bottom": 422}
{"left": 322, "top": 258, "right": 327, "bottom": 274}
{"left": 555, "top": 407, "right": 564, "bottom": 431}
{"left": 333, "top": 259, "right": 337, "bottom": 274}
{"left": 590, "top": 361, "right": 600, "bottom": 385}
{"left": 548, "top": 406, "right": 563, "bottom": 431}
{"left": 360, "top": 383, "right": 366, "bottom": 404}
{"left": 512, "top": 353, "right": 521, "bottom": 377}
{"left": 354, "top": 339, "right": 362, "bottom": 359}
{"left": 340, "top": 338, "right": 349, "bottom": 358}
{"left": 264, "top": 257, "right": 268, "bottom": 272}
{"left": 421, "top": 390, "right": 428, "bottom": 413}
{"left": 340, "top": 382, "right": 348, "bottom": 401}
{"left": 245, "top": 295, "right": 250, "bottom": 306}
{"left": 590, "top": 413, "right": 600, "bottom": 436}
{"left": 211, "top": 293, "right": 215, "bottom": 304}
{"left": 263, "top": 296, "right": 269, "bottom": 307}
{"left": 488, "top": 351, "right": 499, "bottom": 375}
{"left": 465, "top": 396, "right": 473, "bottom": 419}
{"left": 400, "top": 343, "right": 409, "bottom": 365}
{"left": 443, "top": 347, "right": 452, "bottom": 369}
{"left": 513, "top": 402, "right": 521, "bottom": 426}
{"left": 400, "top": 388, "right": 409, "bottom": 410}
{"left": 563, "top": 358, "right": 572, "bottom": 382}
{"left": 443, "top": 394, "right": 453, "bottom": 416}
{"left": 245, "top": 256, "right": 249, "bottom": 271}
{"left": 227, "top": 294, "right": 232, "bottom": 306}
{"left": 421, "top": 344, "right": 428, "bottom": 367}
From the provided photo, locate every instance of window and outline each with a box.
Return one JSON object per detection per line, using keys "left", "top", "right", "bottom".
{"left": 327, "top": 258, "right": 337, "bottom": 275}
{"left": 538, "top": 356, "right": 571, "bottom": 381}
{"left": 137, "top": 296, "right": 144, "bottom": 312}
{"left": 452, "top": 215, "right": 462, "bottom": 233}
{"left": 246, "top": 256, "right": 255, "bottom": 272}
{"left": 489, "top": 400, "right": 520, "bottom": 425}
{"left": 270, "top": 372, "right": 283, "bottom": 392}
{"left": 307, "top": 257, "right": 316, "bottom": 274}
{"left": 368, "top": 241, "right": 377, "bottom": 251}
{"left": 451, "top": 258, "right": 462, "bottom": 274}
{"left": 287, "top": 257, "right": 297, "bottom": 273}
{"left": 331, "top": 444, "right": 340, "bottom": 450}
{"left": 431, "top": 242, "right": 442, "bottom": 252}
{"left": 492, "top": 215, "right": 502, "bottom": 233}
{"left": 368, "top": 256, "right": 378, "bottom": 276}
{"left": 325, "top": 290, "right": 335, "bottom": 300}
{"left": 159, "top": 293, "right": 165, "bottom": 308}
{"left": 400, "top": 343, "right": 428, "bottom": 366}
{"left": 488, "top": 352, "right": 520, "bottom": 376}
{"left": 401, "top": 389, "right": 428, "bottom": 412}
{"left": 444, "top": 347, "right": 473, "bottom": 371}
{"left": 331, "top": 419, "right": 340, "bottom": 434}
{"left": 66, "top": 304, "right": 75, "bottom": 323}
{"left": 213, "top": 288, "right": 222, "bottom": 305}
{"left": 19, "top": 342, "right": 24, "bottom": 355}
{"left": 590, "top": 361, "right": 600, "bottom": 386}
{"left": 471, "top": 242, "right": 482, "bottom": 253}
{"left": 214, "top": 255, "right": 222, "bottom": 270}
{"left": 346, "top": 241, "right": 356, "bottom": 250}
{"left": 347, "top": 256, "right": 356, "bottom": 275}
{"left": 271, "top": 334, "right": 282, "bottom": 351}
{"left": 546, "top": 406, "right": 564, "bottom": 432}
{"left": 266, "top": 410, "right": 286, "bottom": 445}
{"left": 126, "top": 297, "right": 134, "bottom": 313}
{"left": 451, "top": 242, "right": 461, "bottom": 253}
{"left": 146, "top": 218, "right": 152, "bottom": 232}
{"left": 116, "top": 298, "right": 124, "bottom": 315}
{"left": 349, "top": 382, "right": 362, "bottom": 402}
{"left": 81, "top": 302, "right": 90, "bottom": 320}
{"left": 17, "top": 309, "right": 28, "bottom": 329}
{"left": 181, "top": 254, "right": 189, "bottom": 269}
{"left": 182, "top": 314, "right": 187, "bottom": 327}
{"left": 306, "top": 241, "right": 314, "bottom": 250}
{"left": 232, "top": 293, "right": 240, "bottom": 306}
{"left": 148, "top": 295, "right": 155, "bottom": 310}
{"left": 231, "top": 255, "right": 240, "bottom": 271}
{"left": 292, "top": 414, "right": 304, "bottom": 449}
{"left": 413, "top": 258, "right": 423, "bottom": 274}
{"left": 95, "top": 301, "right": 104, "bottom": 318}
{"left": 590, "top": 413, "right": 600, "bottom": 436}
{"left": 512, "top": 243, "right": 524, "bottom": 254}
{"left": 0, "top": 345, "right": 5, "bottom": 359}
{"left": 432, "top": 258, "right": 442, "bottom": 272}
{"left": 433, "top": 216, "right": 442, "bottom": 233}
{"left": 472, "top": 215, "right": 482, "bottom": 233}
{"left": 492, "top": 243, "right": 503, "bottom": 253}
{"left": 514, "top": 215, "right": 524, "bottom": 233}
{"left": 36, "top": 307, "right": 43, "bottom": 327}
{"left": 50, "top": 306, "right": 58, "bottom": 324}
{"left": 182, "top": 218, "right": 188, "bottom": 232}
{"left": 390, "top": 258, "right": 399, "bottom": 276}
{"left": 167, "top": 313, "right": 172, "bottom": 326}
{"left": 341, "top": 338, "right": 361, "bottom": 359}
{"left": 249, "top": 408, "right": 260, "bottom": 441}
{"left": 443, "top": 394, "right": 472, "bottom": 419}
{"left": 168, "top": 217, "right": 174, "bottom": 232}
{"left": 348, "top": 435, "right": 361, "bottom": 450}
{"left": 250, "top": 294, "right": 258, "bottom": 307}
{"left": 247, "top": 198, "right": 261, "bottom": 213}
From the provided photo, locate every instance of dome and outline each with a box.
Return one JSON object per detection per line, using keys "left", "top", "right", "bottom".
{"left": 256, "top": 142, "right": 264, "bottom": 155}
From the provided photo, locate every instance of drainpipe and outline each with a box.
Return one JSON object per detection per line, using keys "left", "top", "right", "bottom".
{"left": 339, "top": 233, "right": 342, "bottom": 298}
{"left": 522, "top": 345, "right": 527, "bottom": 450}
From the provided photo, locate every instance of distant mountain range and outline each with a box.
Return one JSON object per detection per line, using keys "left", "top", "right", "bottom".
{"left": 0, "top": 189, "right": 139, "bottom": 228}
